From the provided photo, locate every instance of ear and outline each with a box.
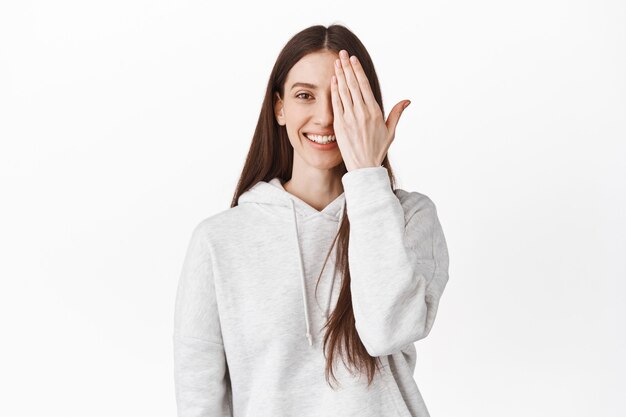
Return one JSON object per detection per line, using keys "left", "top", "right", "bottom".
{"left": 274, "top": 92, "right": 285, "bottom": 126}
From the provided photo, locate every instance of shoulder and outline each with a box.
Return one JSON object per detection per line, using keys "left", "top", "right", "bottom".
{"left": 393, "top": 187, "right": 438, "bottom": 221}
{"left": 191, "top": 204, "right": 245, "bottom": 233}
{"left": 187, "top": 203, "right": 261, "bottom": 248}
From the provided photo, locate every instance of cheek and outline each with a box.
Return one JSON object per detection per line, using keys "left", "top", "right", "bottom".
{"left": 288, "top": 106, "right": 307, "bottom": 120}
{"left": 285, "top": 126, "right": 304, "bottom": 145}
{"left": 285, "top": 113, "right": 308, "bottom": 131}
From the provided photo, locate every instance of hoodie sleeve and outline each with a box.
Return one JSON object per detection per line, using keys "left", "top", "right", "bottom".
{"left": 173, "top": 220, "right": 232, "bottom": 417}
{"left": 341, "top": 166, "right": 450, "bottom": 357}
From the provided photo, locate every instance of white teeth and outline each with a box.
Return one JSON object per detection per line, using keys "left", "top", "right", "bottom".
{"left": 305, "top": 133, "right": 336, "bottom": 144}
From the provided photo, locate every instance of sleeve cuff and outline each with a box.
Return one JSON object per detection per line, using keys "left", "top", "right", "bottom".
{"left": 341, "top": 166, "right": 395, "bottom": 209}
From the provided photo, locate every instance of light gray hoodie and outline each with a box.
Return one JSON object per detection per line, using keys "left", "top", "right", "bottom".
{"left": 173, "top": 166, "right": 450, "bottom": 417}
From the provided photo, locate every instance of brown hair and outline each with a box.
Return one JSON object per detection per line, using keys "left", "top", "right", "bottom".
{"left": 230, "top": 24, "right": 398, "bottom": 389}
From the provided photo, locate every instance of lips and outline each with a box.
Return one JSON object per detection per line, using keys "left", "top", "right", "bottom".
{"left": 303, "top": 132, "right": 338, "bottom": 146}
{"left": 304, "top": 133, "right": 336, "bottom": 141}
{"left": 305, "top": 132, "right": 335, "bottom": 136}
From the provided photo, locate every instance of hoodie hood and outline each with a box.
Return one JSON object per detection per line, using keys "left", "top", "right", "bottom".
{"left": 237, "top": 177, "right": 346, "bottom": 347}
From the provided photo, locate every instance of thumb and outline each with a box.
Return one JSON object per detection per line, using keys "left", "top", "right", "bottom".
{"left": 385, "top": 100, "right": 411, "bottom": 138}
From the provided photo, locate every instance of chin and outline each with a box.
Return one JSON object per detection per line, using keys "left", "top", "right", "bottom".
{"left": 303, "top": 156, "right": 344, "bottom": 171}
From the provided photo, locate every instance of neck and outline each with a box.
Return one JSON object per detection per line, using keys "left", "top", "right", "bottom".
{"left": 283, "top": 164, "right": 345, "bottom": 212}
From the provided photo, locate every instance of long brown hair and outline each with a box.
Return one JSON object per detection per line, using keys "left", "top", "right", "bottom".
{"left": 229, "top": 24, "right": 398, "bottom": 389}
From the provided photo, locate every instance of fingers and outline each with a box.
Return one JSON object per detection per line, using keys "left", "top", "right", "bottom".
{"left": 332, "top": 49, "right": 383, "bottom": 131}
{"left": 346, "top": 53, "right": 378, "bottom": 112}
{"left": 334, "top": 57, "right": 353, "bottom": 116}
{"left": 338, "top": 50, "right": 365, "bottom": 112}
{"left": 385, "top": 101, "right": 409, "bottom": 140}
{"left": 330, "top": 74, "right": 343, "bottom": 116}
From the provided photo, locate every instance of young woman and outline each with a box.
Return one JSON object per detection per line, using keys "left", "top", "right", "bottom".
{"left": 173, "top": 24, "right": 450, "bottom": 417}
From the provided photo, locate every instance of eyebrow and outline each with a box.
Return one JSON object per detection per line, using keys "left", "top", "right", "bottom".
{"left": 290, "top": 82, "right": 318, "bottom": 91}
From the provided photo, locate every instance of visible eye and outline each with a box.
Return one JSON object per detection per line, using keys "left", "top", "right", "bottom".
{"left": 296, "top": 92, "right": 313, "bottom": 100}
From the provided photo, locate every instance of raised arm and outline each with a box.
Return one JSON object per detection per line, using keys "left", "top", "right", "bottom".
{"left": 342, "top": 166, "right": 450, "bottom": 357}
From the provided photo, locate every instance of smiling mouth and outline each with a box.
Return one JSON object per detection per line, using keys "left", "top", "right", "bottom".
{"left": 304, "top": 133, "right": 337, "bottom": 144}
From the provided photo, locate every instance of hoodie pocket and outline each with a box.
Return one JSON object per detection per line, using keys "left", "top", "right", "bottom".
{"left": 380, "top": 364, "right": 413, "bottom": 417}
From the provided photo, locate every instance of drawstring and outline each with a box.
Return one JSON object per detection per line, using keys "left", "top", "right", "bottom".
{"left": 289, "top": 198, "right": 313, "bottom": 346}
{"left": 289, "top": 198, "right": 346, "bottom": 348}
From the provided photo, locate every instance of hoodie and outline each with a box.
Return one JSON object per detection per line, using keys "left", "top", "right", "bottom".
{"left": 172, "top": 166, "right": 450, "bottom": 417}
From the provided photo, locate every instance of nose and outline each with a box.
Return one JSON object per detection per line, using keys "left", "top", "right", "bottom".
{"left": 314, "top": 95, "right": 334, "bottom": 128}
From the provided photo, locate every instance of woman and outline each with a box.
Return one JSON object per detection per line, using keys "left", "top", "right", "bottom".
{"left": 173, "top": 24, "right": 450, "bottom": 417}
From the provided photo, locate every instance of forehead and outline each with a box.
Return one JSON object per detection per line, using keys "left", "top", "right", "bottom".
{"left": 285, "top": 51, "right": 339, "bottom": 90}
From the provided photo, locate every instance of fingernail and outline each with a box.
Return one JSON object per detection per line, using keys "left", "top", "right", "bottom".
{"left": 403, "top": 101, "right": 411, "bottom": 109}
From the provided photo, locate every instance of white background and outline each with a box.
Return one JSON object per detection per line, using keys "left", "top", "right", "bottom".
{"left": 1, "top": 1, "right": 624, "bottom": 416}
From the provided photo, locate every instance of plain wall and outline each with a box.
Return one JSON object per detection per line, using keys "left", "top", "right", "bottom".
{"left": 1, "top": 1, "right": 624, "bottom": 416}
